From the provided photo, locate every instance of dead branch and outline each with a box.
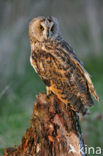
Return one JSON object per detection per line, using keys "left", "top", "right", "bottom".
{"left": 3, "top": 93, "right": 86, "bottom": 156}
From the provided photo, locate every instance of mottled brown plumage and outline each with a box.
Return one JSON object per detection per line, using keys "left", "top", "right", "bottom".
{"left": 29, "top": 16, "right": 99, "bottom": 115}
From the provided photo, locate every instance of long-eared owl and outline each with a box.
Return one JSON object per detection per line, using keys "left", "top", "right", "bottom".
{"left": 29, "top": 16, "right": 99, "bottom": 115}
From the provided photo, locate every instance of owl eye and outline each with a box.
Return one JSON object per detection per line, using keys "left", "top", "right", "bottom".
{"left": 40, "top": 25, "right": 44, "bottom": 31}
{"left": 51, "top": 25, "right": 55, "bottom": 32}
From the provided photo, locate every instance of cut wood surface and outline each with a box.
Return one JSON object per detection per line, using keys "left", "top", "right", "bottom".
{"left": 3, "top": 93, "right": 86, "bottom": 156}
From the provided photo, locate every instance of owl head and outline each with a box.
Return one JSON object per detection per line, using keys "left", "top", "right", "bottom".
{"left": 29, "top": 16, "right": 61, "bottom": 42}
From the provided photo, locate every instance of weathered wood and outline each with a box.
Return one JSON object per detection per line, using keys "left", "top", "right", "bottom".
{"left": 3, "top": 93, "right": 86, "bottom": 156}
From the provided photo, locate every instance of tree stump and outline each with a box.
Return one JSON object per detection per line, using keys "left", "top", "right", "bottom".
{"left": 3, "top": 93, "right": 86, "bottom": 156}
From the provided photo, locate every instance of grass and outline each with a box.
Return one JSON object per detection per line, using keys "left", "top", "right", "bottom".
{"left": 0, "top": 56, "right": 103, "bottom": 155}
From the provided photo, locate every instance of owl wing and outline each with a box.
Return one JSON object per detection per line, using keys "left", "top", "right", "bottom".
{"left": 31, "top": 41, "right": 99, "bottom": 115}
{"left": 61, "top": 41, "right": 99, "bottom": 102}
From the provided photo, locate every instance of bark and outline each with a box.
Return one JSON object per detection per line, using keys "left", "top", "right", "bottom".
{"left": 3, "top": 93, "right": 86, "bottom": 156}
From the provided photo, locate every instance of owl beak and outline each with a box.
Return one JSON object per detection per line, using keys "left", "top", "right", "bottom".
{"left": 44, "top": 28, "right": 50, "bottom": 40}
{"left": 46, "top": 29, "right": 49, "bottom": 38}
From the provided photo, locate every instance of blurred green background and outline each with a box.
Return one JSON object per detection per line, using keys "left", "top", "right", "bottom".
{"left": 0, "top": 0, "right": 103, "bottom": 155}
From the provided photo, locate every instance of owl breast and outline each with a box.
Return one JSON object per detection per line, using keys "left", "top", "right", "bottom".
{"left": 30, "top": 46, "right": 54, "bottom": 82}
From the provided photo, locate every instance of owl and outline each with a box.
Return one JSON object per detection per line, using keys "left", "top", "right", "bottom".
{"left": 29, "top": 16, "right": 99, "bottom": 115}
